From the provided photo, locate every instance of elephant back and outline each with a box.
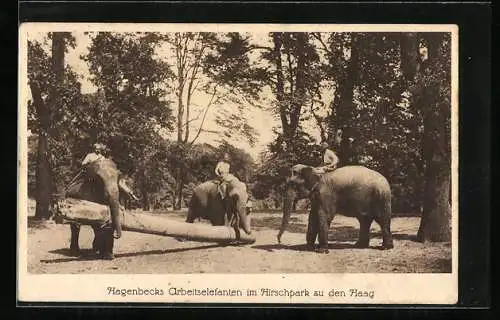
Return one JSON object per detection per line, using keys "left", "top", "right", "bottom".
{"left": 191, "top": 180, "right": 220, "bottom": 202}
{"left": 324, "top": 165, "right": 391, "bottom": 191}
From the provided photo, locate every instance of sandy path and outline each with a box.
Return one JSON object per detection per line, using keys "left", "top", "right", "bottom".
{"left": 25, "top": 203, "right": 451, "bottom": 274}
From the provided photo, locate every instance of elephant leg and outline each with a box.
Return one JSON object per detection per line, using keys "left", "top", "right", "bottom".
{"left": 96, "top": 224, "right": 115, "bottom": 260}
{"left": 314, "top": 192, "right": 336, "bottom": 254}
{"left": 185, "top": 207, "right": 195, "bottom": 223}
{"left": 316, "top": 205, "right": 331, "bottom": 254}
{"left": 102, "top": 230, "right": 115, "bottom": 260}
{"left": 375, "top": 215, "right": 394, "bottom": 250}
{"left": 69, "top": 223, "right": 81, "bottom": 256}
{"left": 327, "top": 214, "right": 335, "bottom": 228}
{"left": 306, "top": 205, "right": 319, "bottom": 250}
{"left": 355, "top": 216, "right": 373, "bottom": 248}
{"left": 228, "top": 211, "right": 242, "bottom": 241}
{"left": 91, "top": 224, "right": 103, "bottom": 254}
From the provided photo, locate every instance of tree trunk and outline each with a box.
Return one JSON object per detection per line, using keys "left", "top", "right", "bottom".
{"left": 34, "top": 130, "right": 52, "bottom": 219}
{"left": 177, "top": 92, "right": 184, "bottom": 142}
{"left": 404, "top": 33, "right": 452, "bottom": 243}
{"left": 417, "top": 88, "right": 451, "bottom": 242}
{"left": 417, "top": 159, "right": 451, "bottom": 242}
{"left": 272, "top": 33, "right": 289, "bottom": 140}
{"left": 137, "top": 170, "right": 150, "bottom": 211}
{"left": 56, "top": 198, "right": 256, "bottom": 244}
{"left": 33, "top": 32, "right": 66, "bottom": 219}
{"left": 173, "top": 167, "right": 184, "bottom": 210}
{"left": 332, "top": 33, "right": 359, "bottom": 166}
{"left": 141, "top": 184, "right": 150, "bottom": 211}
{"left": 30, "top": 81, "right": 51, "bottom": 219}
{"left": 289, "top": 33, "right": 307, "bottom": 135}
{"left": 399, "top": 32, "right": 420, "bottom": 80}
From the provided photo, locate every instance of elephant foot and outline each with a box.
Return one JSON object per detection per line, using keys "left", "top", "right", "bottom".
{"left": 97, "top": 231, "right": 115, "bottom": 260}
{"left": 381, "top": 242, "right": 394, "bottom": 250}
{"left": 100, "top": 253, "right": 115, "bottom": 260}
{"left": 92, "top": 241, "right": 100, "bottom": 253}
{"left": 315, "top": 246, "right": 329, "bottom": 254}
{"left": 354, "top": 241, "right": 370, "bottom": 249}
{"left": 306, "top": 243, "right": 316, "bottom": 251}
{"left": 68, "top": 247, "right": 81, "bottom": 257}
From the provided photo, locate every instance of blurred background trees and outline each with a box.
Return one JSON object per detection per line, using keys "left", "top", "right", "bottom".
{"left": 27, "top": 31, "right": 452, "bottom": 242}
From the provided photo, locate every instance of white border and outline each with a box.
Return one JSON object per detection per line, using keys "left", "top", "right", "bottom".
{"left": 18, "top": 23, "right": 459, "bottom": 304}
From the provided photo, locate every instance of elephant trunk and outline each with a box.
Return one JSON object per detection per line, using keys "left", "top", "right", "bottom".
{"left": 92, "top": 160, "right": 123, "bottom": 239}
{"left": 277, "top": 183, "right": 297, "bottom": 243}
{"left": 236, "top": 201, "right": 252, "bottom": 235}
{"left": 103, "top": 179, "right": 122, "bottom": 239}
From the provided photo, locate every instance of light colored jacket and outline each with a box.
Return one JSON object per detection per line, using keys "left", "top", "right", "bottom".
{"left": 215, "top": 161, "right": 237, "bottom": 182}
{"left": 323, "top": 149, "right": 339, "bottom": 167}
{"left": 82, "top": 152, "right": 105, "bottom": 166}
{"left": 215, "top": 161, "right": 230, "bottom": 176}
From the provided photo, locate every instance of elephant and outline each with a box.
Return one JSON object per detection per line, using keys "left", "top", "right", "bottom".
{"left": 185, "top": 179, "right": 252, "bottom": 239}
{"left": 64, "top": 158, "right": 123, "bottom": 260}
{"left": 278, "top": 164, "right": 394, "bottom": 253}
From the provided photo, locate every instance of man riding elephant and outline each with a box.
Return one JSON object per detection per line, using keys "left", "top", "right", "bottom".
{"left": 314, "top": 141, "right": 340, "bottom": 174}
{"left": 186, "top": 153, "right": 253, "bottom": 238}
{"left": 278, "top": 140, "right": 394, "bottom": 252}
{"left": 279, "top": 164, "right": 394, "bottom": 252}
{"left": 63, "top": 142, "right": 137, "bottom": 260}
{"left": 81, "top": 143, "right": 138, "bottom": 201}
{"left": 215, "top": 153, "right": 236, "bottom": 199}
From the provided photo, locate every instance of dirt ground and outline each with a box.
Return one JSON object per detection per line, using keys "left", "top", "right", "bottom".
{"left": 25, "top": 200, "right": 451, "bottom": 274}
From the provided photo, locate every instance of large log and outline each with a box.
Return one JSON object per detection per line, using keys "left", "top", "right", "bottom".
{"left": 55, "top": 198, "right": 256, "bottom": 244}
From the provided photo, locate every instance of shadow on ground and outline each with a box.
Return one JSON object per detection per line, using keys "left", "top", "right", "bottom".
{"left": 43, "top": 243, "right": 225, "bottom": 263}
{"left": 252, "top": 215, "right": 417, "bottom": 241}
{"left": 250, "top": 216, "right": 305, "bottom": 231}
{"left": 253, "top": 216, "right": 419, "bottom": 243}
{"left": 252, "top": 242, "right": 384, "bottom": 252}
{"left": 327, "top": 226, "right": 418, "bottom": 242}
{"left": 28, "top": 216, "right": 55, "bottom": 230}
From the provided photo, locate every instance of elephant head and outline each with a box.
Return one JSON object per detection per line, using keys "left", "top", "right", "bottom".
{"left": 77, "top": 159, "right": 122, "bottom": 239}
{"left": 277, "top": 164, "right": 322, "bottom": 243}
{"left": 225, "top": 180, "right": 252, "bottom": 235}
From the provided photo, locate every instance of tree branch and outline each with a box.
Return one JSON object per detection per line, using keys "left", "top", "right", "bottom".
{"left": 184, "top": 43, "right": 207, "bottom": 143}
{"left": 200, "top": 129, "right": 220, "bottom": 134}
{"left": 28, "top": 80, "right": 44, "bottom": 117}
{"left": 287, "top": 51, "right": 294, "bottom": 97}
{"left": 311, "top": 32, "right": 333, "bottom": 56}
{"left": 189, "top": 86, "right": 219, "bottom": 146}
{"left": 247, "top": 45, "right": 273, "bottom": 53}
{"left": 185, "top": 107, "right": 206, "bottom": 125}
{"left": 309, "top": 93, "right": 327, "bottom": 142}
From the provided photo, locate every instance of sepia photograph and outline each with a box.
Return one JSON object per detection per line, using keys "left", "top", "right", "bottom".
{"left": 18, "top": 23, "right": 458, "bottom": 304}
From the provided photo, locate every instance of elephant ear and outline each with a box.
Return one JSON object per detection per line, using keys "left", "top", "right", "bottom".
{"left": 300, "top": 166, "right": 316, "bottom": 186}
{"left": 228, "top": 181, "right": 249, "bottom": 205}
{"left": 87, "top": 159, "right": 119, "bottom": 186}
{"left": 228, "top": 181, "right": 246, "bottom": 197}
